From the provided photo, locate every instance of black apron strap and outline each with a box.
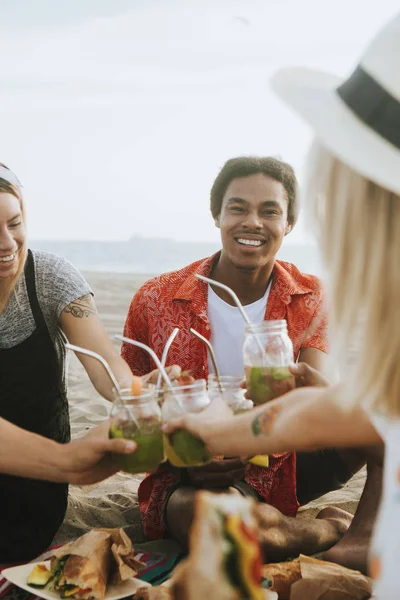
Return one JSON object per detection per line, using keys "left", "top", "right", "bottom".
{"left": 25, "top": 249, "right": 46, "bottom": 329}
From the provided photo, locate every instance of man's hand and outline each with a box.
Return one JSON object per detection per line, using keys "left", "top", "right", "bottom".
{"left": 60, "top": 420, "right": 137, "bottom": 485}
{"left": 289, "top": 362, "right": 329, "bottom": 388}
{"left": 186, "top": 457, "right": 249, "bottom": 489}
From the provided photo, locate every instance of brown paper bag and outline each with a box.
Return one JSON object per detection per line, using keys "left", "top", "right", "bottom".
{"left": 99, "top": 528, "right": 145, "bottom": 584}
{"left": 289, "top": 555, "right": 372, "bottom": 600}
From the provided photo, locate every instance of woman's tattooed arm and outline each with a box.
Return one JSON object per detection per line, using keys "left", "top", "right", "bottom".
{"left": 251, "top": 404, "right": 282, "bottom": 436}
{"left": 63, "top": 294, "right": 97, "bottom": 318}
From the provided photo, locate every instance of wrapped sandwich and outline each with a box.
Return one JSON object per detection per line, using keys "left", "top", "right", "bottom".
{"left": 261, "top": 555, "right": 372, "bottom": 600}
{"left": 50, "top": 530, "right": 111, "bottom": 600}
{"left": 170, "top": 492, "right": 277, "bottom": 600}
{"left": 27, "top": 528, "right": 144, "bottom": 600}
{"left": 261, "top": 560, "right": 302, "bottom": 600}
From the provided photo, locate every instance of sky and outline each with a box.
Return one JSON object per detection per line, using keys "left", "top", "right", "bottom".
{"left": 0, "top": 0, "right": 399, "bottom": 243}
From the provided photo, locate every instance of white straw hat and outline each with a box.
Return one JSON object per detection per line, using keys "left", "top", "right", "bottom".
{"left": 271, "top": 12, "right": 400, "bottom": 195}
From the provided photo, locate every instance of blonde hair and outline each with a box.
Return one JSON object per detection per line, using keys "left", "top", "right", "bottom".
{"left": 305, "top": 142, "right": 400, "bottom": 416}
{"left": 0, "top": 164, "right": 27, "bottom": 311}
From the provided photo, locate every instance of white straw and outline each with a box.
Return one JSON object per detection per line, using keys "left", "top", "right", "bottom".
{"left": 157, "top": 327, "right": 180, "bottom": 389}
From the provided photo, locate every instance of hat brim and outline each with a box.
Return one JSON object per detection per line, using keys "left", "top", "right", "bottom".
{"left": 271, "top": 67, "right": 400, "bottom": 195}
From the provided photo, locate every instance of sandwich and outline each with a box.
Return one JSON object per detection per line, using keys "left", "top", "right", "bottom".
{"left": 261, "top": 560, "right": 302, "bottom": 600}
{"left": 170, "top": 491, "right": 274, "bottom": 600}
{"left": 50, "top": 530, "right": 111, "bottom": 600}
{"left": 27, "top": 528, "right": 145, "bottom": 600}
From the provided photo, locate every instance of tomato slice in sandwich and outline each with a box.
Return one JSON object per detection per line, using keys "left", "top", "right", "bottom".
{"left": 225, "top": 514, "right": 264, "bottom": 600}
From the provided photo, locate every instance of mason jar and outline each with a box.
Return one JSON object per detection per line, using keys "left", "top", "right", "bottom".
{"left": 109, "top": 386, "right": 164, "bottom": 474}
{"left": 207, "top": 374, "right": 268, "bottom": 467}
{"left": 207, "top": 375, "right": 253, "bottom": 414}
{"left": 161, "top": 379, "right": 212, "bottom": 467}
{"left": 243, "top": 320, "right": 295, "bottom": 405}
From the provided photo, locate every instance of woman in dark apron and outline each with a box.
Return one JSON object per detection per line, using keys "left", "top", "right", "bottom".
{"left": 0, "top": 249, "right": 70, "bottom": 561}
{"left": 0, "top": 164, "right": 142, "bottom": 562}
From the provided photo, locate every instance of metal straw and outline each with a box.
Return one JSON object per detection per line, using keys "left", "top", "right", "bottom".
{"left": 189, "top": 328, "right": 223, "bottom": 393}
{"left": 65, "top": 343, "right": 140, "bottom": 428}
{"left": 65, "top": 343, "right": 121, "bottom": 394}
{"left": 114, "top": 335, "right": 184, "bottom": 411}
{"left": 195, "top": 274, "right": 267, "bottom": 358}
{"left": 196, "top": 274, "right": 252, "bottom": 325}
{"left": 156, "top": 327, "right": 180, "bottom": 390}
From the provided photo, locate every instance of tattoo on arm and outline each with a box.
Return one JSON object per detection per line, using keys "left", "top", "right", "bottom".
{"left": 251, "top": 404, "right": 282, "bottom": 437}
{"left": 63, "top": 294, "right": 97, "bottom": 319}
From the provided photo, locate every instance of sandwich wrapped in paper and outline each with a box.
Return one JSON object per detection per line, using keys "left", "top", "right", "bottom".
{"left": 50, "top": 530, "right": 111, "bottom": 600}
{"left": 262, "top": 555, "right": 372, "bottom": 600}
{"left": 46, "top": 528, "right": 144, "bottom": 600}
{"left": 169, "top": 492, "right": 277, "bottom": 600}
{"left": 261, "top": 559, "right": 301, "bottom": 600}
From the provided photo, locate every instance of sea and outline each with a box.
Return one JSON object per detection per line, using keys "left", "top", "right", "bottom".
{"left": 30, "top": 236, "right": 323, "bottom": 277}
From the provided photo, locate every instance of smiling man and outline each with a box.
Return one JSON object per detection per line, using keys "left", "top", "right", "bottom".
{"left": 123, "top": 157, "right": 326, "bottom": 384}
{"left": 121, "top": 157, "right": 377, "bottom": 569}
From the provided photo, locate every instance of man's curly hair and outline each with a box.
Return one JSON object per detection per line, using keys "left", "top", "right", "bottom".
{"left": 210, "top": 156, "right": 299, "bottom": 226}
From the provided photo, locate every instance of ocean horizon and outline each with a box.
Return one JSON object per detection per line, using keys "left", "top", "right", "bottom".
{"left": 30, "top": 236, "right": 323, "bottom": 277}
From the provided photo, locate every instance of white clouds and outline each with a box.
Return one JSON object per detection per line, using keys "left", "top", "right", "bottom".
{"left": 0, "top": 0, "right": 398, "bottom": 241}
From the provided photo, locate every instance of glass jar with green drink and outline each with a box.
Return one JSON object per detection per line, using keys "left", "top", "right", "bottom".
{"left": 109, "top": 387, "right": 164, "bottom": 474}
{"left": 207, "top": 375, "right": 253, "bottom": 413}
{"left": 208, "top": 374, "right": 269, "bottom": 467}
{"left": 243, "top": 320, "right": 295, "bottom": 405}
{"left": 162, "top": 379, "right": 212, "bottom": 467}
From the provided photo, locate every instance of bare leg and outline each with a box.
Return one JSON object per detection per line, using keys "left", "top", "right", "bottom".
{"left": 165, "top": 487, "right": 197, "bottom": 550}
{"left": 255, "top": 503, "right": 352, "bottom": 562}
{"left": 166, "top": 487, "right": 352, "bottom": 559}
{"left": 321, "top": 446, "right": 383, "bottom": 574}
{"left": 166, "top": 445, "right": 383, "bottom": 568}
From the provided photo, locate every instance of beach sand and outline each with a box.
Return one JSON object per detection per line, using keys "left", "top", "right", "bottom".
{"left": 62, "top": 272, "right": 150, "bottom": 542}
{"left": 62, "top": 271, "right": 366, "bottom": 545}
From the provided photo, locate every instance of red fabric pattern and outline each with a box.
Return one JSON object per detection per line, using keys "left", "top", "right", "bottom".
{"left": 122, "top": 253, "right": 328, "bottom": 539}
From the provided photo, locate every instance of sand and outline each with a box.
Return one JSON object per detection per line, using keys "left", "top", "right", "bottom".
{"left": 61, "top": 271, "right": 366, "bottom": 545}
{"left": 61, "top": 272, "right": 150, "bottom": 542}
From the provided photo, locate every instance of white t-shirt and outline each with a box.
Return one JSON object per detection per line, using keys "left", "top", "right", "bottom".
{"left": 367, "top": 411, "right": 400, "bottom": 600}
{"left": 207, "top": 282, "right": 271, "bottom": 376}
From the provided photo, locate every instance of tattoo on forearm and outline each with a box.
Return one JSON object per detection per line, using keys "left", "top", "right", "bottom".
{"left": 251, "top": 404, "right": 282, "bottom": 437}
{"left": 63, "top": 294, "right": 96, "bottom": 318}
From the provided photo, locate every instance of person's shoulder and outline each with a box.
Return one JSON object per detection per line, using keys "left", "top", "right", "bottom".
{"left": 135, "top": 257, "right": 210, "bottom": 298}
{"left": 31, "top": 250, "right": 78, "bottom": 275}
{"left": 31, "top": 249, "right": 62, "bottom": 267}
{"left": 30, "top": 249, "right": 90, "bottom": 297}
{"left": 275, "top": 260, "right": 324, "bottom": 296}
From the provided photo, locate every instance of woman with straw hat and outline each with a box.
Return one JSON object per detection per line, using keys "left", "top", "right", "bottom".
{"left": 163, "top": 12, "right": 400, "bottom": 598}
